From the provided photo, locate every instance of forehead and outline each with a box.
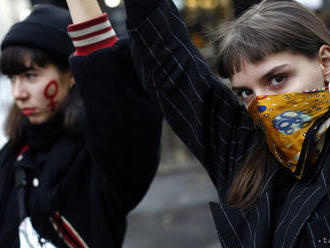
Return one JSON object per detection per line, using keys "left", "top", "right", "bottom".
{"left": 5, "top": 48, "right": 56, "bottom": 75}
{"left": 21, "top": 54, "right": 34, "bottom": 68}
{"left": 20, "top": 54, "right": 55, "bottom": 72}
{"left": 231, "top": 52, "right": 314, "bottom": 87}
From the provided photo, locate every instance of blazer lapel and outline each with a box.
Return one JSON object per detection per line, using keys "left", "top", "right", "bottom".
{"left": 273, "top": 184, "right": 329, "bottom": 248}
{"left": 273, "top": 136, "right": 330, "bottom": 248}
{"left": 209, "top": 157, "right": 279, "bottom": 248}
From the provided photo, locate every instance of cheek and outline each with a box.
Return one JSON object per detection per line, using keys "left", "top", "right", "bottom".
{"left": 44, "top": 80, "right": 59, "bottom": 97}
{"left": 43, "top": 80, "right": 59, "bottom": 111}
{"left": 303, "top": 64, "right": 325, "bottom": 89}
{"left": 288, "top": 70, "right": 324, "bottom": 92}
{"left": 303, "top": 72, "right": 325, "bottom": 90}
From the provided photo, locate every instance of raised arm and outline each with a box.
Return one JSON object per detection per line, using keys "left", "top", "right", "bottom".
{"left": 123, "top": 0, "right": 257, "bottom": 186}
{"left": 66, "top": 0, "right": 102, "bottom": 23}
{"left": 64, "top": 0, "right": 256, "bottom": 189}
{"left": 65, "top": 0, "right": 163, "bottom": 212}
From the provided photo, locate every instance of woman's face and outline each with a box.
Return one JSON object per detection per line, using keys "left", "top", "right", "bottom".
{"left": 231, "top": 47, "right": 330, "bottom": 106}
{"left": 10, "top": 60, "right": 73, "bottom": 124}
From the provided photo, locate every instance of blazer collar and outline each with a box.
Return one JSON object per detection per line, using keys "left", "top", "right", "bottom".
{"left": 273, "top": 143, "right": 330, "bottom": 248}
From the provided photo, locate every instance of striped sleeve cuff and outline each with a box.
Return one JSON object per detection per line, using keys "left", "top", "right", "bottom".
{"left": 67, "top": 13, "right": 118, "bottom": 56}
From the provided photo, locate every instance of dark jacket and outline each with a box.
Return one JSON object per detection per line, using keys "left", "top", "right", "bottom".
{"left": 123, "top": 0, "right": 330, "bottom": 247}
{"left": 0, "top": 39, "right": 162, "bottom": 247}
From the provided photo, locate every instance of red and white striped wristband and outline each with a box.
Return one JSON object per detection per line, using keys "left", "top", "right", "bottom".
{"left": 67, "top": 13, "right": 118, "bottom": 56}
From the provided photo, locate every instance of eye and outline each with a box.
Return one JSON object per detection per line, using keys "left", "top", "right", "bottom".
{"left": 269, "top": 74, "right": 287, "bottom": 88}
{"left": 25, "top": 72, "right": 37, "bottom": 79}
{"left": 237, "top": 89, "right": 254, "bottom": 102}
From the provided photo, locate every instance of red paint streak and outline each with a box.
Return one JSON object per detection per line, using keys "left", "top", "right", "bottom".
{"left": 256, "top": 95, "right": 268, "bottom": 101}
{"left": 44, "top": 80, "right": 59, "bottom": 112}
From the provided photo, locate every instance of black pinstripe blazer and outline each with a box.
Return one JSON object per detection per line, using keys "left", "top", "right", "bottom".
{"left": 125, "top": 0, "right": 330, "bottom": 247}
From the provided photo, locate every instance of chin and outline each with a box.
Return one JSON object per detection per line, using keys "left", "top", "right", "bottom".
{"left": 28, "top": 116, "right": 48, "bottom": 125}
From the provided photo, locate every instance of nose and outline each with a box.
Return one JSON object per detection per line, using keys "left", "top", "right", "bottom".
{"left": 12, "top": 77, "right": 29, "bottom": 101}
{"left": 254, "top": 87, "right": 273, "bottom": 97}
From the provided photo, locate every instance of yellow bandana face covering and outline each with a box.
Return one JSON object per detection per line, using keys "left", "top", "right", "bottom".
{"left": 247, "top": 88, "right": 330, "bottom": 179}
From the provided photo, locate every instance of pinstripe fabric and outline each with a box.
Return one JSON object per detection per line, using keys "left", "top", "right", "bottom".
{"left": 126, "top": 0, "right": 330, "bottom": 247}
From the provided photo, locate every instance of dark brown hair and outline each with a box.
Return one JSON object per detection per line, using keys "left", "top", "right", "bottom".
{"left": 0, "top": 46, "right": 81, "bottom": 147}
{"left": 214, "top": 0, "right": 330, "bottom": 208}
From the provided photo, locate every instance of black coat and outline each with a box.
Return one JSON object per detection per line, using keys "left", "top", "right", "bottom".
{"left": 0, "top": 39, "right": 162, "bottom": 247}
{"left": 123, "top": 0, "right": 330, "bottom": 247}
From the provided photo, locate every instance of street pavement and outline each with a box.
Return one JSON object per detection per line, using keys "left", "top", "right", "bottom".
{"left": 123, "top": 160, "right": 220, "bottom": 248}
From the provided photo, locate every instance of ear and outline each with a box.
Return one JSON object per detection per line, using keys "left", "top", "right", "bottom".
{"left": 64, "top": 71, "right": 75, "bottom": 88}
{"left": 318, "top": 44, "right": 330, "bottom": 85}
{"left": 69, "top": 74, "right": 75, "bottom": 88}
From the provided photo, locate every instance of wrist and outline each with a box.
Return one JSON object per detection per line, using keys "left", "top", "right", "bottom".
{"left": 68, "top": 13, "right": 118, "bottom": 56}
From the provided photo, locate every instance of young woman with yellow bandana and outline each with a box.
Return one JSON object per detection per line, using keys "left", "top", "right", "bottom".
{"left": 66, "top": 0, "right": 329, "bottom": 247}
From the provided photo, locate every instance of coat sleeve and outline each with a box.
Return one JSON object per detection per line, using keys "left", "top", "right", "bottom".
{"left": 125, "top": 0, "right": 258, "bottom": 187}
{"left": 69, "top": 38, "right": 163, "bottom": 212}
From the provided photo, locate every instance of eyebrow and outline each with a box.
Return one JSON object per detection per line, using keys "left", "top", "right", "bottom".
{"left": 232, "top": 64, "right": 290, "bottom": 92}
{"left": 260, "top": 64, "right": 290, "bottom": 81}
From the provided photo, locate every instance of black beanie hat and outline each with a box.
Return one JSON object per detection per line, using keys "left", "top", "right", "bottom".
{"left": 1, "top": 4, "right": 74, "bottom": 58}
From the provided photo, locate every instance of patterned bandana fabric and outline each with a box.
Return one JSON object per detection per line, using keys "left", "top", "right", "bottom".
{"left": 247, "top": 88, "right": 330, "bottom": 179}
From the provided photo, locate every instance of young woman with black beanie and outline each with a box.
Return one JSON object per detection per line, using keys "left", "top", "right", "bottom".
{"left": 0, "top": 4, "right": 162, "bottom": 247}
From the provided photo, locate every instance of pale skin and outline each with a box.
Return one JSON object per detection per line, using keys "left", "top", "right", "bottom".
{"left": 10, "top": 57, "right": 74, "bottom": 124}
{"left": 232, "top": 45, "right": 330, "bottom": 105}
{"left": 65, "top": 0, "right": 102, "bottom": 24}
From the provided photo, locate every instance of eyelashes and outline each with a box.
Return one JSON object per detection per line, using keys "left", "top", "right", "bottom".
{"left": 237, "top": 89, "right": 253, "bottom": 98}
{"left": 235, "top": 88, "right": 254, "bottom": 104}
{"left": 7, "top": 71, "right": 38, "bottom": 84}
{"left": 234, "top": 73, "right": 289, "bottom": 103}
{"left": 268, "top": 74, "right": 288, "bottom": 89}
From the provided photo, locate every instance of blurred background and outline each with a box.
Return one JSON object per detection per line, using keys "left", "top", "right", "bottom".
{"left": 0, "top": 0, "right": 329, "bottom": 247}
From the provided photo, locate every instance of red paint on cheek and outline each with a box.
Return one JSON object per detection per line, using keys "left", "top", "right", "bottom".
{"left": 44, "top": 80, "right": 59, "bottom": 112}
